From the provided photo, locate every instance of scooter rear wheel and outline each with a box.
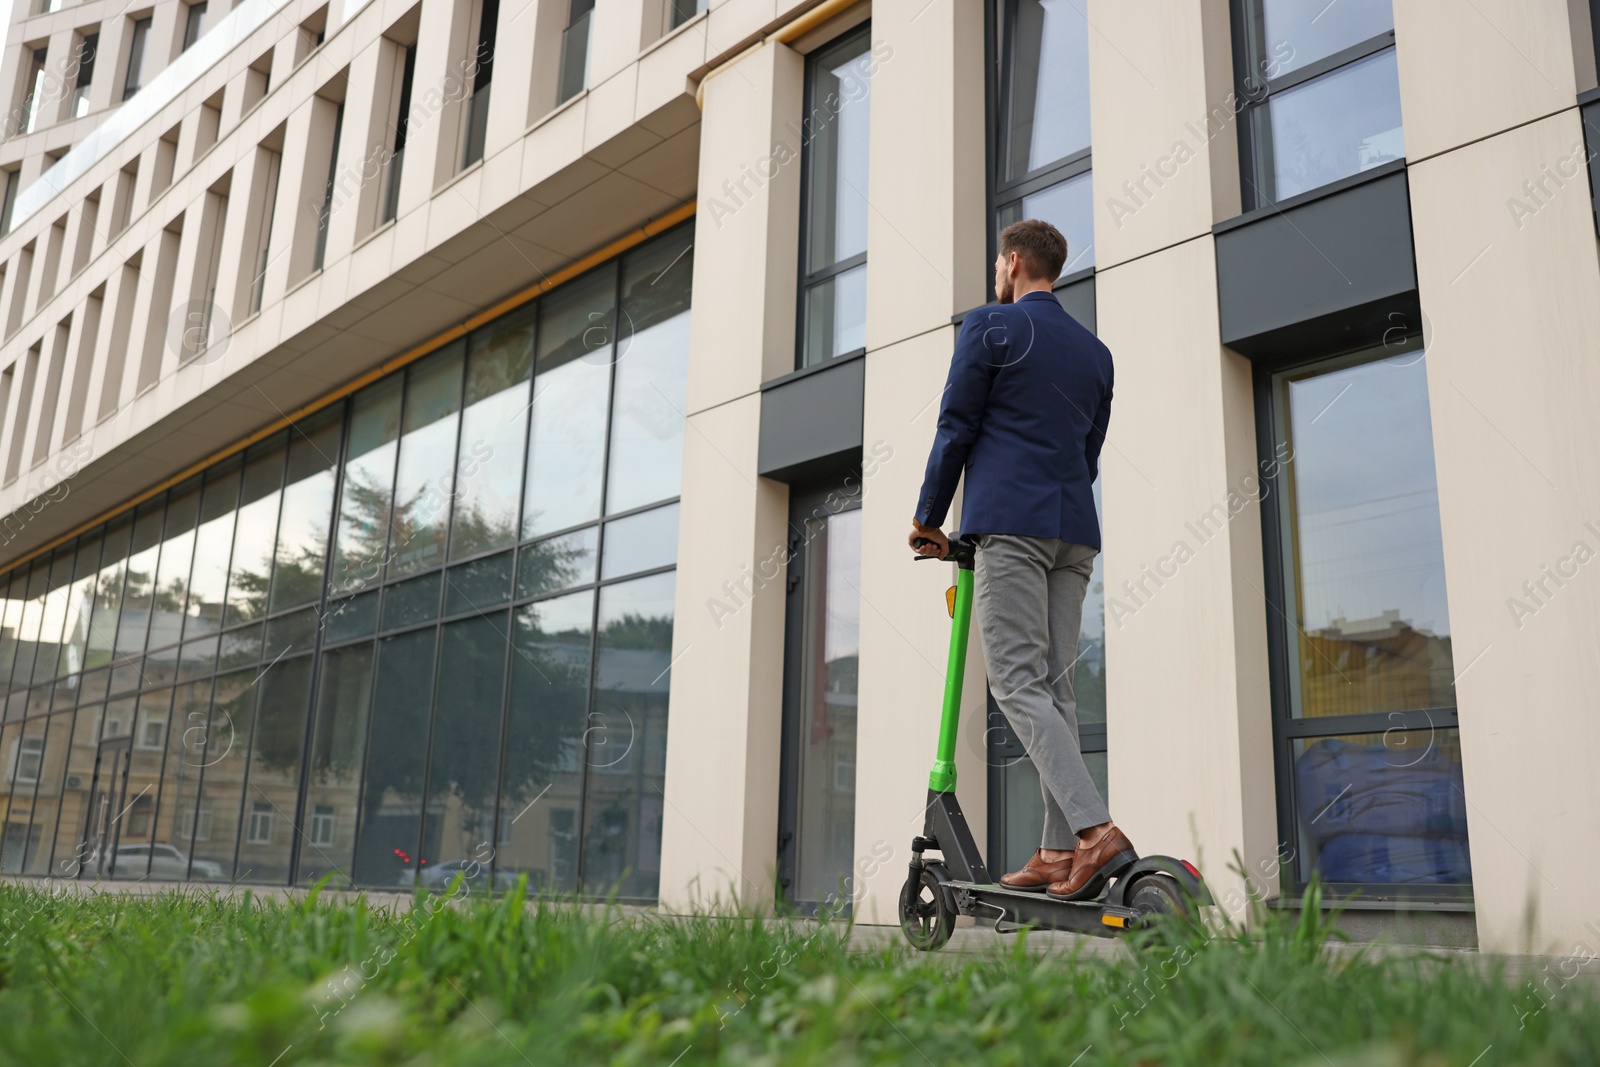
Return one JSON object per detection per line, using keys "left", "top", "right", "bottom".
{"left": 899, "top": 863, "right": 957, "bottom": 951}
{"left": 1123, "top": 872, "right": 1191, "bottom": 925}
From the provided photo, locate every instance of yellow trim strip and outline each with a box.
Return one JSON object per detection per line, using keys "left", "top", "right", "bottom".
{"left": 0, "top": 199, "right": 697, "bottom": 580}
{"left": 694, "top": 0, "right": 864, "bottom": 109}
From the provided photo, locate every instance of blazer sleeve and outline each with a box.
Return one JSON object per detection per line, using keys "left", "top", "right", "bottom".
{"left": 1084, "top": 364, "right": 1113, "bottom": 485}
{"left": 914, "top": 314, "right": 999, "bottom": 528}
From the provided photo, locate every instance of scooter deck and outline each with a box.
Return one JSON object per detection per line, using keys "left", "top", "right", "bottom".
{"left": 944, "top": 879, "right": 1143, "bottom": 937}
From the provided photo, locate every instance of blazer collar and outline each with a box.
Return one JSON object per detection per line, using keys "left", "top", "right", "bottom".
{"left": 1017, "top": 290, "right": 1058, "bottom": 304}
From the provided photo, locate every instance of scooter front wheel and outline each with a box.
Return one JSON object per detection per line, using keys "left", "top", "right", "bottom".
{"left": 899, "top": 863, "right": 958, "bottom": 951}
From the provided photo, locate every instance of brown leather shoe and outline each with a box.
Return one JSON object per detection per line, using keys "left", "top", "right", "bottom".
{"left": 998, "top": 848, "right": 1075, "bottom": 892}
{"left": 1046, "top": 825, "right": 1138, "bottom": 901}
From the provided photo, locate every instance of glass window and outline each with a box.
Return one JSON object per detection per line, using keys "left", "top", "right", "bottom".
{"left": 1000, "top": 0, "right": 1091, "bottom": 180}
{"left": 71, "top": 33, "right": 98, "bottom": 118}
{"left": 419, "top": 613, "right": 508, "bottom": 883}
{"left": 188, "top": 669, "right": 255, "bottom": 881}
{"left": 607, "top": 231, "right": 692, "bottom": 513}
{"left": 451, "top": 309, "right": 534, "bottom": 559}
{"left": 558, "top": 0, "right": 593, "bottom": 104}
{"left": 0, "top": 226, "right": 689, "bottom": 899}
{"left": 1236, "top": 0, "right": 1401, "bottom": 206}
{"left": 47, "top": 702, "right": 103, "bottom": 877}
{"left": 784, "top": 507, "right": 860, "bottom": 909}
{"left": 995, "top": 168, "right": 1095, "bottom": 276}
{"left": 224, "top": 441, "right": 287, "bottom": 627}
{"left": 1293, "top": 728, "right": 1469, "bottom": 886}
{"left": 297, "top": 642, "right": 374, "bottom": 884}
{"left": 1257, "top": 0, "right": 1395, "bottom": 75}
{"left": 382, "top": 571, "right": 441, "bottom": 631}
{"left": 110, "top": 687, "right": 174, "bottom": 879}
{"left": 85, "top": 518, "right": 131, "bottom": 672}
{"left": 115, "top": 503, "right": 166, "bottom": 660}
{"left": 234, "top": 654, "right": 313, "bottom": 882}
{"left": 58, "top": 539, "right": 102, "bottom": 683}
{"left": 516, "top": 527, "right": 597, "bottom": 599}
{"left": 444, "top": 551, "right": 513, "bottom": 616}
{"left": 152, "top": 678, "right": 212, "bottom": 880}
{"left": 332, "top": 377, "right": 403, "bottom": 596}
{"left": 123, "top": 17, "right": 151, "bottom": 101}
{"left": 1266, "top": 344, "right": 1467, "bottom": 890}
{"left": 151, "top": 486, "right": 201, "bottom": 660}
{"left": 1264, "top": 48, "right": 1404, "bottom": 201}
{"left": 353, "top": 627, "right": 436, "bottom": 886}
{"left": 992, "top": 0, "right": 1093, "bottom": 285}
{"left": 523, "top": 268, "right": 615, "bottom": 538}
{"left": 324, "top": 590, "right": 379, "bottom": 645}
{"left": 182, "top": 2, "right": 208, "bottom": 51}
{"left": 0, "top": 573, "right": 27, "bottom": 691}
{"left": 389, "top": 346, "right": 464, "bottom": 577}
{"left": 580, "top": 572, "right": 674, "bottom": 899}
{"left": 799, "top": 29, "right": 874, "bottom": 368}
{"left": 184, "top": 462, "right": 241, "bottom": 641}
{"left": 600, "top": 503, "right": 679, "bottom": 580}
{"left": 32, "top": 553, "right": 75, "bottom": 687}
{"left": 269, "top": 410, "right": 342, "bottom": 613}
{"left": 499, "top": 589, "right": 592, "bottom": 893}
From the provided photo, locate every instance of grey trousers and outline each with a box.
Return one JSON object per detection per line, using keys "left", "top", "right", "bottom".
{"left": 975, "top": 534, "right": 1111, "bottom": 849}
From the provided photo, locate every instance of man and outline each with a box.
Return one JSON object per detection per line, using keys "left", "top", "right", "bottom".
{"left": 908, "top": 219, "right": 1136, "bottom": 902}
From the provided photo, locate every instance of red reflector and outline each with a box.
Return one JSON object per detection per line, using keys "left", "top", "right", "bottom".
{"left": 1181, "top": 860, "right": 1201, "bottom": 880}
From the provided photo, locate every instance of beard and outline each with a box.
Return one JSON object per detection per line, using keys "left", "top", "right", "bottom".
{"left": 996, "top": 275, "right": 1014, "bottom": 304}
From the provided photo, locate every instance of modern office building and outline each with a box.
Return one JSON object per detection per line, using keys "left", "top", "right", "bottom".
{"left": 0, "top": 0, "right": 1596, "bottom": 955}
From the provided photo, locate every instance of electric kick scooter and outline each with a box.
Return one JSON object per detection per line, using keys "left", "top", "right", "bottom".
{"left": 898, "top": 536, "right": 1210, "bottom": 950}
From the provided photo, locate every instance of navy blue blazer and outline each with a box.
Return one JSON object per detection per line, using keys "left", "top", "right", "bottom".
{"left": 914, "top": 290, "right": 1113, "bottom": 548}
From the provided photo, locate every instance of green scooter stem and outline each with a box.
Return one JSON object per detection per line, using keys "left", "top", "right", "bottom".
{"left": 928, "top": 567, "right": 974, "bottom": 792}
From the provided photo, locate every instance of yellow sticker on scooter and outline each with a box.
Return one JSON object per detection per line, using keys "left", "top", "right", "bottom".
{"left": 945, "top": 586, "right": 956, "bottom": 618}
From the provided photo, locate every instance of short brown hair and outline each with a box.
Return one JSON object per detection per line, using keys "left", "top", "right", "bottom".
{"left": 998, "top": 219, "right": 1068, "bottom": 282}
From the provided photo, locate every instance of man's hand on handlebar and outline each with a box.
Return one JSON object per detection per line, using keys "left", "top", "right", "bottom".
{"left": 908, "top": 519, "right": 950, "bottom": 560}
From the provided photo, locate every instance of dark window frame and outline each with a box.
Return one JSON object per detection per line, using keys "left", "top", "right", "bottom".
{"left": 1230, "top": 1, "right": 1397, "bottom": 211}
{"left": 795, "top": 23, "right": 874, "bottom": 371}
{"left": 775, "top": 471, "right": 863, "bottom": 915}
{"left": 1252, "top": 332, "right": 1470, "bottom": 906}
{"left": 984, "top": 0, "right": 1095, "bottom": 298}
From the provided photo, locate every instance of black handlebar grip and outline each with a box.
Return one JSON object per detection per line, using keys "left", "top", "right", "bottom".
{"left": 911, "top": 536, "right": 941, "bottom": 561}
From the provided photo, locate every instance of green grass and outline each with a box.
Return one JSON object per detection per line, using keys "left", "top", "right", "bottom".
{"left": 0, "top": 878, "right": 1594, "bottom": 1066}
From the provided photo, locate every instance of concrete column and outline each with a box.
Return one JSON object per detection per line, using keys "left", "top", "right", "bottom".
{"left": 264, "top": 95, "right": 338, "bottom": 294}
{"left": 657, "top": 41, "right": 805, "bottom": 913}
{"left": 88, "top": 261, "right": 139, "bottom": 427}
{"left": 1406, "top": 109, "right": 1600, "bottom": 954}
{"left": 88, "top": 15, "right": 129, "bottom": 115}
{"left": 405, "top": 0, "right": 474, "bottom": 195}
{"left": 1096, "top": 238, "right": 1278, "bottom": 916}
{"left": 162, "top": 190, "right": 221, "bottom": 376}
{"left": 484, "top": 0, "right": 537, "bottom": 158}
{"left": 120, "top": 227, "right": 182, "bottom": 404}
{"left": 0, "top": 242, "right": 32, "bottom": 338}
{"left": 40, "top": 28, "right": 77, "bottom": 131}
{"left": 851, "top": 0, "right": 990, "bottom": 925}
{"left": 145, "top": 1, "right": 182, "bottom": 84}
{"left": 49, "top": 289, "right": 99, "bottom": 452}
{"left": 324, "top": 37, "right": 388, "bottom": 254}
{"left": 215, "top": 145, "right": 274, "bottom": 326}
{"left": 19, "top": 317, "right": 70, "bottom": 472}
{"left": 1088, "top": 0, "right": 1239, "bottom": 272}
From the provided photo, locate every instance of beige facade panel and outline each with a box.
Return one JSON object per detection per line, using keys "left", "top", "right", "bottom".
{"left": 1095, "top": 233, "right": 1278, "bottom": 915}
{"left": 1087, "top": 0, "right": 1239, "bottom": 271}
{"left": 657, "top": 392, "right": 788, "bottom": 912}
{"left": 1394, "top": 0, "right": 1583, "bottom": 162}
{"left": 1408, "top": 108, "right": 1600, "bottom": 953}
{"left": 853, "top": 326, "right": 990, "bottom": 924}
